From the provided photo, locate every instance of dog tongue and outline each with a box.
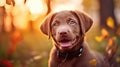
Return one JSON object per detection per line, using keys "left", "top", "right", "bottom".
{"left": 59, "top": 41, "right": 72, "bottom": 48}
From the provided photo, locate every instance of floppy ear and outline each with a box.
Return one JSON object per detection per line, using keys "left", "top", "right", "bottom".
{"left": 73, "top": 10, "right": 93, "bottom": 35}
{"left": 40, "top": 13, "right": 55, "bottom": 37}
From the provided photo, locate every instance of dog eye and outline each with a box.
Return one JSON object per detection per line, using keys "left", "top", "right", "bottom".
{"left": 52, "top": 21, "right": 59, "bottom": 27}
{"left": 69, "top": 19, "right": 76, "bottom": 25}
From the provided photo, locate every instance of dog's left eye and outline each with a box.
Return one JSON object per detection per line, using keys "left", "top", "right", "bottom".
{"left": 69, "top": 19, "right": 76, "bottom": 25}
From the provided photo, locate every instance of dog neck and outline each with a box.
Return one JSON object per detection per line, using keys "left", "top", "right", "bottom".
{"left": 57, "top": 46, "right": 83, "bottom": 60}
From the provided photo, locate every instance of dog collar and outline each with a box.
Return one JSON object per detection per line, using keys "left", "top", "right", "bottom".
{"left": 57, "top": 46, "right": 83, "bottom": 59}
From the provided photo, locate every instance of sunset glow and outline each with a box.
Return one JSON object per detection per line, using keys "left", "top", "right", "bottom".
{"left": 26, "top": 0, "right": 47, "bottom": 14}
{"left": 2, "top": 0, "right": 83, "bottom": 30}
{"left": 53, "top": 5, "right": 78, "bottom": 12}
{"left": 52, "top": 0, "right": 83, "bottom": 12}
{"left": 0, "top": 0, "right": 6, "bottom": 6}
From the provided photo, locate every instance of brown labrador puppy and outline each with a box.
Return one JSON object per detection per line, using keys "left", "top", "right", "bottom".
{"left": 40, "top": 10, "right": 106, "bottom": 67}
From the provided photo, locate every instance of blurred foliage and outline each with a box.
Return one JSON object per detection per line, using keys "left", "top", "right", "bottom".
{"left": 89, "top": 59, "right": 97, "bottom": 66}
{"left": 0, "top": 31, "right": 52, "bottom": 67}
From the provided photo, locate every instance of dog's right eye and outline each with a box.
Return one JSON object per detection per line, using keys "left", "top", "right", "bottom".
{"left": 52, "top": 21, "right": 59, "bottom": 27}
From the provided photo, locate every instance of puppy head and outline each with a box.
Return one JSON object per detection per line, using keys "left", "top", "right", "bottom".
{"left": 40, "top": 10, "right": 93, "bottom": 52}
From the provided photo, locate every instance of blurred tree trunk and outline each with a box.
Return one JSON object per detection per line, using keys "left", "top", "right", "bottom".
{"left": 6, "top": 0, "right": 15, "bottom": 32}
{"left": 46, "top": 0, "right": 51, "bottom": 15}
{"left": 11, "top": 15, "right": 15, "bottom": 31}
{"left": 99, "top": 0, "right": 117, "bottom": 30}
{"left": 0, "top": 6, "right": 5, "bottom": 32}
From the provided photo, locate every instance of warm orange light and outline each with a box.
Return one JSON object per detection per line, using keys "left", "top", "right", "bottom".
{"left": 4, "top": 16, "right": 12, "bottom": 32}
{"left": 3, "top": 0, "right": 84, "bottom": 31}
{"left": 12, "top": 1, "right": 30, "bottom": 30}
{"left": 4, "top": 4, "right": 13, "bottom": 32}
{"left": 14, "top": 0, "right": 24, "bottom": 5}
{"left": 0, "top": 0, "right": 6, "bottom": 6}
{"left": 52, "top": 0, "right": 83, "bottom": 12}
{"left": 25, "top": 0, "right": 47, "bottom": 21}
{"left": 26, "top": 0, "right": 47, "bottom": 14}
{"left": 106, "top": 17, "right": 115, "bottom": 29}
{"left": 53, "top": 5, "right": 76, "bottom": 12}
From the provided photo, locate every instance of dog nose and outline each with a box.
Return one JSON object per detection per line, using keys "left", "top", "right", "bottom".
{"left": 60, "top": 31, "right": 67, "bottom": 35}
{"left": 59, "top": 30, "right": 68, "bottom": 37}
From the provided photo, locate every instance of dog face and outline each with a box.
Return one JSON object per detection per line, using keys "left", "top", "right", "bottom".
{"left": 51, "top": 11, "right": 81, "bottom": 51}
{"left": 40, "top": 10, "right": 93, "bottom": 52}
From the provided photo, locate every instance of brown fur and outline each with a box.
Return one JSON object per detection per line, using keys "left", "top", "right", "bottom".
{"left": 40, "top": 10, "right": 106, "bottom": 67}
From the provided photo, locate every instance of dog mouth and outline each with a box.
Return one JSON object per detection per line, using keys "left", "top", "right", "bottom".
{"left": 58, "top": 38, "right": 76, "bottom": 48}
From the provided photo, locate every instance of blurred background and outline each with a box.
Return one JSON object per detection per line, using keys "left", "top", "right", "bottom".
{"left": 0, "top": 0, "right": 120, "bottom": 67}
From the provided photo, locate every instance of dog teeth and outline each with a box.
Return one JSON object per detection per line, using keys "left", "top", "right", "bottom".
{"left": 78, "top": 54, "right": 81, "bottom": 56}
{"left": 80, "top": 48, "right": 83, "bottom": 52}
